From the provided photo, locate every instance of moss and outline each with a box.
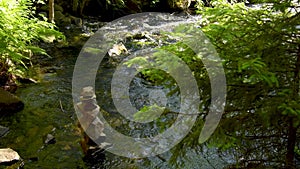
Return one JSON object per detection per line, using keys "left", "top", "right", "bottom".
{"left": 0, "top": 88, "right": 21, "bottom": 104}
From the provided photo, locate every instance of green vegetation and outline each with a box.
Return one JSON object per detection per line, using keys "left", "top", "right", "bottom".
{"left": 127, "top": 0, "right": 300, "bottom": 168}
{"left": 197, "top": 1, "right": 300, "bottom": 168}
{"left": 0, "top": 0, "right": 63, "bottom": 85}
{"left": 134, "top": 104, "right": 165, "bottom": 123}
{"left": 1, "top": 0, "right": 300, "bottom": 168}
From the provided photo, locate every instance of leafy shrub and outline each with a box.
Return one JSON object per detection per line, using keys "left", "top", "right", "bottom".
{"left": 0, "top": 0, "right": 63, "bottom": 83}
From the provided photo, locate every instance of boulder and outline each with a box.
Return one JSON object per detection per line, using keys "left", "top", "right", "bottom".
{"left": 0, "top": 88, "right": 24, "bottom": 116}
{"left": 0, "top": 148, "right": 20, "bottom": 164}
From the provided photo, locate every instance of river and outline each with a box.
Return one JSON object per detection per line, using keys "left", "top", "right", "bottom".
{"left": 0, "top": 13, "right": 230, "bottom": 169}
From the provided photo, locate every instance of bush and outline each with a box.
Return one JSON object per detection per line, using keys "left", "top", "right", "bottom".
{"left": 0, "top": 0, "right": 63, "bottom": 86}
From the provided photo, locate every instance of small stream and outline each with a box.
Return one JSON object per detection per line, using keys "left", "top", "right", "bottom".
{"left": 0, "top": 44, "right": 85, "bottom": 168}
{"left": 0, "top": 13, "right": 230, "bottom": 168}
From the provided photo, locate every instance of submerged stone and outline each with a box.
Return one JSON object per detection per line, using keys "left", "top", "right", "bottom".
{"left": 0, "top": 125, "right": 9, "bottom": 138}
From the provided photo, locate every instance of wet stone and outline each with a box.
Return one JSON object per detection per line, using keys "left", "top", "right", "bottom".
{"left": 0, "top": 125, "right": 9, "bottom": 138}
{"left": 0, "top": 148, "right": 21, "bottom": 164}
{"left": 44, "top": 134, "right": 56, "bottom": 145}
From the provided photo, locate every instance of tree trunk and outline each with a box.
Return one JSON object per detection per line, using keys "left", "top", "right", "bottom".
{"left": 49, "top": 0, "right": 54, "bottom": 23}
{"left": 286, "top": 45, "right": 300, "bottom": 168}
{"left": 285, "top": 119, "right": 297, "bottom": 168}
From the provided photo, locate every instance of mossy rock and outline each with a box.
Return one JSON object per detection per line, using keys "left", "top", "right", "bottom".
{"left": 0, "top": 88, "right": 24, "bottom": 115}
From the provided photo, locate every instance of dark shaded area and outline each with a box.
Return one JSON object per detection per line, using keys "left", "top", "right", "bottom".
{"left": 80, "top": 0, "right": 175, "bottom": 21}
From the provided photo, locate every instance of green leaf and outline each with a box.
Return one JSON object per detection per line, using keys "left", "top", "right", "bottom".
{"left": 133, "top": 104, "right": 165, "bottom": 123}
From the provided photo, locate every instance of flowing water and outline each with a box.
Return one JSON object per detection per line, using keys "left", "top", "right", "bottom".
{"left": 0, "top": 45, "right": 85, "bottom": 168}
{"left": 0, "top": 14, "right": 230, "bottom": 169}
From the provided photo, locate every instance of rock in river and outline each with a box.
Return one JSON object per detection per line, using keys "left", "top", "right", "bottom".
{"left": 44, "top": 134, "right": 56, "bottom": 145}
{"left": 0, "top": 88, "right": 24, "bottom": 115}
{"left": 0, "top": 125, "right": 9, "bottom": 138}
{"left": 0, "top": 148, "right": 21, "bottom": 163}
